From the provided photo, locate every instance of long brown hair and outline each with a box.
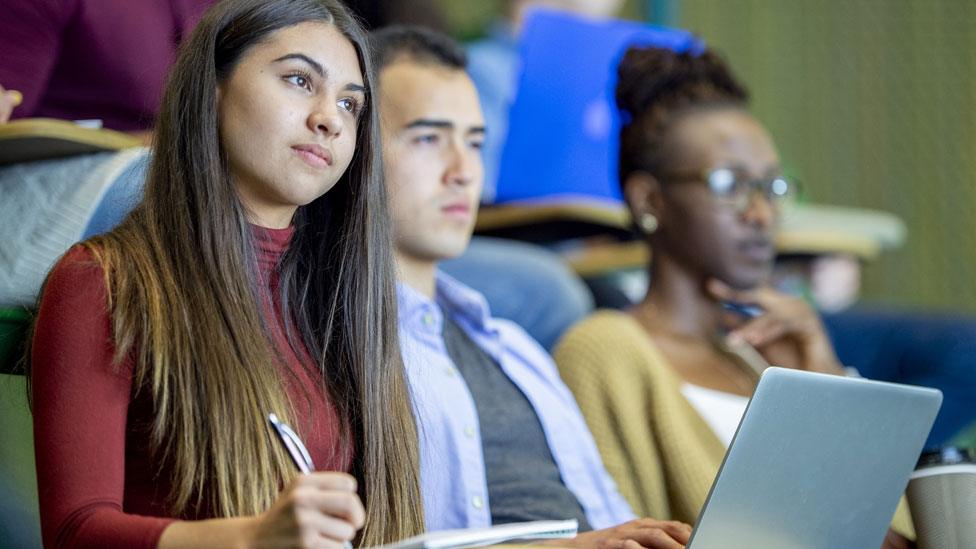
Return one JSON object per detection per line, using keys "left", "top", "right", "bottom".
{"left": 28, "top": 0, "right": 422, "bottom": 542}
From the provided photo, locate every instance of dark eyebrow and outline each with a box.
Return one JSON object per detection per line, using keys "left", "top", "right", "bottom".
{"left": 405, "top": 119, "right": 487, "bottom": 135}
{"left": 405, "top": 119, "right": 453, "bottom": 130}
{"left": 274, "top": 54, "right": 365, "bottom": 93}
{"left": 722, "top": 163, "right": 781, "bottom": 177}
{"left": 272, "top": 53, "right": 324, "bottom": 77}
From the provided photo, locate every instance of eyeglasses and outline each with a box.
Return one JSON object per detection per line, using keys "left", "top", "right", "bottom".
{"left": 657, "top": 167, "right": 799, "bottom": 214}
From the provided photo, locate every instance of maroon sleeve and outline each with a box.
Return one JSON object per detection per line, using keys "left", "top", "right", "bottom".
{"left": 0, "top": 0, "right": 76, "bottom": 118}
{"left": 31, "top": 246, "right": 174, "bottom": 548}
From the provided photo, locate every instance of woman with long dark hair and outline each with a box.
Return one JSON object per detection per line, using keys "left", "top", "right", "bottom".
{"left": 554, "top": 45, "right": 914, "bottom": 547}
{"left": 27, "top": 1, "right": 423, "bottom": 547}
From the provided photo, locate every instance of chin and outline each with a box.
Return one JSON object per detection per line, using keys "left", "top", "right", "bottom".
{"left": 292, "top": 185, "right": 342, "bottom": 208}
{"left": 433, "top": 236, "right": 473, "bottom": 261}
{"left": 440, "top": 244, "right": 470, "bottom": 261}
{"left": 724, "top": 268, "right": 772, "bottom": 291}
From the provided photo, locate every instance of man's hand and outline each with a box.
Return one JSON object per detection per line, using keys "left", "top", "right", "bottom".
{"left": 708, "top": 279, "right": 844, "bottom": 375}
{"left": 0, "top": 85, "right": 23, "bottom": 123}
{"left": 546, "top": 518, "right": 692, "bottom": 549}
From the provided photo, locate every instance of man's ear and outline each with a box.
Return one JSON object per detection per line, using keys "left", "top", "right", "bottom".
{"left": 623, "top": 171, "right": 665, "bottom": 226}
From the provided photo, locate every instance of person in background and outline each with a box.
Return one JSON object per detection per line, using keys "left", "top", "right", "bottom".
{"left": 28, "top": 1, "right": 423, "bottom": 547}
{"left": 344, "top": 0, "right": 450, "bottom": 34}
{"left": 553, "top": 45, "right": 914, "bottom": 548}
{"left": 437, "top": 1, "right": 629, "bottom": 350}
{"left": 466, "top": 0, "right": 626, "bottom": 202}
{"left": 1, "top": 0, "right": 218, "bottom": 308}
{"left": 0, "top": 0, "right": 213, "bottom": 134}
{"left": 373, "top": 25, "right": 692, "bottom": 548}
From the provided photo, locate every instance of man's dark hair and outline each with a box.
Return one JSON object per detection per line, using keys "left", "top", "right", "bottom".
{"left": 371, "top": 24, "right": 467, "bottom": 70}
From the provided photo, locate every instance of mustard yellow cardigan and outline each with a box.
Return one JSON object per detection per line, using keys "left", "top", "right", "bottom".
{"left": 553, "top": 310, "right": 914, "bottom": 537}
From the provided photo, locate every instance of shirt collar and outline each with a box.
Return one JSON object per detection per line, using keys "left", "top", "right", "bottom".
{"left": 397, "top": 271, "right": 495, "bottom": 334}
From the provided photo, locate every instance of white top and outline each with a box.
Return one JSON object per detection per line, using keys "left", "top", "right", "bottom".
{"left": 680, "top": 383, "right": 750, "bottom": 447}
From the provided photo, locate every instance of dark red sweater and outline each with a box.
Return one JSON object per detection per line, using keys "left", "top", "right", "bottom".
{"left": 30, "top": 226, "right": 352, "bottom": 548}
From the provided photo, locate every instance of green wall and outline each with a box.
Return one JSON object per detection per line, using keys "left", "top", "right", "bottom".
{"left": 675, "top": 1, "right": 976, "bottom": 312}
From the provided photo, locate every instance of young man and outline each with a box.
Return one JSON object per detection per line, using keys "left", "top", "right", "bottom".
{"left": 373, "top": 26, "right": 691, "bottom": 548}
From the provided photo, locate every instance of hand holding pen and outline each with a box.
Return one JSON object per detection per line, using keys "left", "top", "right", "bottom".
{"left": 239, "top": 413, "right": 363, "bottom": 548}
{"left": 709, "top": 279, "right": 845, "bottom": 375}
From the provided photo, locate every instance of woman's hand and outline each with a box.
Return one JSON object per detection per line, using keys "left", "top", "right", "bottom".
{"left": 244, "top": 472, "right": 365, "bottom": 549}
{"left": 0, "top": 85, "right": 23, "bottom": 123}
{"left": 708, "top": 279, "right": 844, "bottom": 375}
{"left": 544, "top": 518, "right": 692, "bottom": 549}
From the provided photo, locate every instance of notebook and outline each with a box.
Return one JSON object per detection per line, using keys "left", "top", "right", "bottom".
{"left": 0, "top": 118, "right": 141, "bottom": 166}
{"left": 377, "top": 519, "right": 577, "bottom": 549}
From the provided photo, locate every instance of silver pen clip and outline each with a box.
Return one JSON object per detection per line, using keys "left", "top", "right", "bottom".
{"left": 268, "top": 413, "right": 314, "bottom": 474}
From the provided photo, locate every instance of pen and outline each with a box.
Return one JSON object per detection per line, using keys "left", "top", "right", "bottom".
{"left": 268, "top": 413, "right": 354, "bottom": 549}
{"left": 268, "top": 412, "right": 313, "bottom": 474}
{"left": 721, "top": 300, "right": 764, "bottom": 319}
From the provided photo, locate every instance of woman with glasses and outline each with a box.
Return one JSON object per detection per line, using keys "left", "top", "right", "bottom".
{"left": 553, "top": 44, "right": 913, "bottom": 546}
{"left": 27, "top": 1, "right": 423, "bottom": 547}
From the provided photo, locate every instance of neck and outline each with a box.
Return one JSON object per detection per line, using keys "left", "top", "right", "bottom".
{"left": 239, "top": 195, "right": 297, "bottom": 230}
{"left": 636, "top": 251, "right": 723, "bottom": 341}
{"left": 247, "top": 208, "right": 296, "bottom": 230}
{"left": 396, "top": 252, "right": 438, "bottom": 300}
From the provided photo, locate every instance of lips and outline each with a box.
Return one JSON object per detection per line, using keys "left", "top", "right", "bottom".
{"left": 442, "top": 203, "right": 470, "bottom": 213}
{"left": 441, "top": 200, "right": 474, "bottom": 220}
{"left": 739, "top": 237, "right": 775, "bottom": 262}
{"left": 292, "top": 144, "right": 333, "bottom": 168}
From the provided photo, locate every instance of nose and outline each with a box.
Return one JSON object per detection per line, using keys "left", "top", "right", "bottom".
{"left": 741, "top": 190, "right": 776, "bottom": 229}
{"left": 443, "top": 139, "right": 478, "bottom": 187}
{"left": 307, "top": 99, "right": 343, "bottom": 138}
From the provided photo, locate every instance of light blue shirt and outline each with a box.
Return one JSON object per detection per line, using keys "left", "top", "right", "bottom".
{"left": 398, "top": 272, "right": 635, "bottom": 531}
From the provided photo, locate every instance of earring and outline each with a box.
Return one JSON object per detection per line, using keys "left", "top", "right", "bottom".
{"left": 638, "top": 212, "right": 658, "bottom": 234}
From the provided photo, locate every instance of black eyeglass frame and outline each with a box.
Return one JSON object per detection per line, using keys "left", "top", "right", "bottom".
{"left": 653, "top": 167, "right": 800, "bottom": 213}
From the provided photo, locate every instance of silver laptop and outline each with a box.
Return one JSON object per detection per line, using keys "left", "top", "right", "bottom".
{"left": 688, "top": 367, "right": 942, "bottom": 548}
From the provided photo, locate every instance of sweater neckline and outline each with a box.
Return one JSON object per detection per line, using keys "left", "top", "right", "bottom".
{"left": 251, "top": 224, "right": 294, "bottom": 274}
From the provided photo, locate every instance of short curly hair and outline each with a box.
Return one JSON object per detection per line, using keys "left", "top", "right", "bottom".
{"left": 616, "top": 46, "right": 749, "bottom": 185}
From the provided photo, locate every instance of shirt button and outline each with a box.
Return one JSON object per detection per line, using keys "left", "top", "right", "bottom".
{"left": 464, "top": 425, "right": 475, "bottom": 438}
{"left": 471, "top": 495, "right": 484, "bottom": 509}
{"left": 445, "top": 367, "right": 457, "bottom": 377}
{"left": 422, "top": 312, "right": 435, "bottom": 327}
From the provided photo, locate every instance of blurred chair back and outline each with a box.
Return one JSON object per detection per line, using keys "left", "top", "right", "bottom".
{"left": 0, "top": 308, "right": 41, "bottom": 547}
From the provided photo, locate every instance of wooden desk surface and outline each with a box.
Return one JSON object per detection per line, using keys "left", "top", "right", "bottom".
{"left": 475, "top": 200, "right": 893, "bottom": 277}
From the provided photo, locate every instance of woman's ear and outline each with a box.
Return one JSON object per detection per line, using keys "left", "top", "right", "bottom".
{"left": 623, "top": 171, "right": 665, "bottom": 232}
